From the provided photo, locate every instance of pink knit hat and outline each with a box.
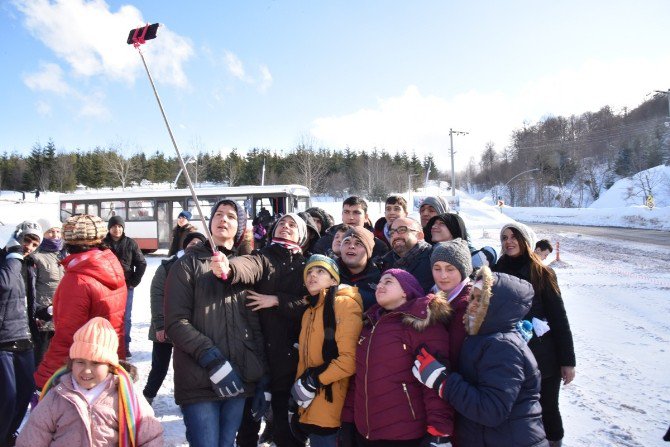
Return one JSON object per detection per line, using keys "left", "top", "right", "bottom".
{"left": 69, "top": 317, "right": 119, "bottom": 366}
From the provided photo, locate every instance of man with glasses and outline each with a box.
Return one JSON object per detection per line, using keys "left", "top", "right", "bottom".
{"left": 380, "top": 217, "right": 434, "bottom": 293}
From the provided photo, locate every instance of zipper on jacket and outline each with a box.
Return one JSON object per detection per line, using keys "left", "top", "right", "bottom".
{"left": 364, "top": 319, "right": 380, "bottom": 439}
{"left": 402, "top": 382, "right": 417, "bottom": 420}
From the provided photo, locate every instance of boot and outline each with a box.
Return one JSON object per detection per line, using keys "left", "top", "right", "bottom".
{"left": 258, "top": 418, "right": 274, "bottom": 444}
{"left": 548, "top": 440, "right": 562, "bottom": 447}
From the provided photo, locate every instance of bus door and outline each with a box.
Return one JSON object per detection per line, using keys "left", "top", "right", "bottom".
{"left": 157, "top": 201, "right": 171, "bottom": 249}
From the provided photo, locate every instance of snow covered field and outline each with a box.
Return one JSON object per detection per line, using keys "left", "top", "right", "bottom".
{"left": 2, "top": 191, "right": 669, "bottom": 446}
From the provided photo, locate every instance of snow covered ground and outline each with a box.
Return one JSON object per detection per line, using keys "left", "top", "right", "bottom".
{"left": 2, "top": 190, "right": 669, "bottom": 446}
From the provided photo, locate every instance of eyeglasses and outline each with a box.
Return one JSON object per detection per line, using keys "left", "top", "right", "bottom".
{"left": 388, "top": 226, "right": 418, "bottom": 236}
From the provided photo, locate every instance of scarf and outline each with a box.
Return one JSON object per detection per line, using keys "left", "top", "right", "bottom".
{"left": 446, "top": 278, "right": 470, "bottom": 303}
{"left": 41, "top": 365, "right": 141, "bottom": 447}
{"left": 39, "top": 237, "right": 64, "bottom": 253}
{"left": 271, "top": 237, "right": 302, "bottom": 254}
{"left": 307, "top": 286, "right": 339, "bottom": 403}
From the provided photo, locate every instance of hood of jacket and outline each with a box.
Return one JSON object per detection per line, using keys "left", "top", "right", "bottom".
{"left": 465, "top": 266, "right": 534, "bottom": 336}
{"left": 365, "top": 292, "right": 451, "bottom": 331}
{"left": 61, "top": 249, "right": 126, "bottom": 291}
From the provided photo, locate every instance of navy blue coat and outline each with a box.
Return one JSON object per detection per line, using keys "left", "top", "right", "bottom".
{"left": 444, "top": 271, "right": 548, "bottom": 447}
{"left": 380, "top": 240, "right": 434, "bottom": 294}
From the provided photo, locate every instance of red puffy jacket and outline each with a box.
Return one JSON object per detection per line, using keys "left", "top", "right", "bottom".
{"left": 34, "top": 249, "right": 127, "bottom": 388}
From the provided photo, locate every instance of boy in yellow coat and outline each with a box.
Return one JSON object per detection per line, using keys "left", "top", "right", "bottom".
{"left": 291, "top": 254, "right": 363, "bottom": 446}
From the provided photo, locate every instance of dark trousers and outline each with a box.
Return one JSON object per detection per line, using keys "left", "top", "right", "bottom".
{"left": 355, "top": 433, "right": 422, "bottom": 447}
{"left": 124, "top": 287, "right": 134, "bottom": 353}
{"left": 0, "top": 349, "right": 35, "bottom": 442}
{"left": 237, "top": 389, "right": 304, "bottom": 447}
{"left": 539, "top": 374, "right": 564, "bottom": 441}
{"left": 32, "top": 330, "right": 54, "bottom": 367}
{"left": 143, "top": 342, "right": 173, "bottom": 399}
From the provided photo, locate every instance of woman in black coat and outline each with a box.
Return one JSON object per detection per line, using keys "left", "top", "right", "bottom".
{"left": 492, "top": 223, "right": 575, "bottom": 447}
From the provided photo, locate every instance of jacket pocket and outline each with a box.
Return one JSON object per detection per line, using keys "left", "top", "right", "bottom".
{"left": 402, "top": 382, "right": 417, "bottom": 420}
{"left": 238, "top": 334, "right": 264, "bottom": 383}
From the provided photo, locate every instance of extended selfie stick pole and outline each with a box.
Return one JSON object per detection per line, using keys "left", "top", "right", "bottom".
{"left": 128, "top": 24, "right": 218, "bottom": 254}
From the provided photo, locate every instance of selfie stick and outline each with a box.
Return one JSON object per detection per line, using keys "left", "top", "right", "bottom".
{"left": 128, "top": 24, "right": 218, "bottom": 254}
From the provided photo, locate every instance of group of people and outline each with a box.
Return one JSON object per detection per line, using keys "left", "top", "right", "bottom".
{"left": 0, "top": 194, "right": 576, "bottom": 447}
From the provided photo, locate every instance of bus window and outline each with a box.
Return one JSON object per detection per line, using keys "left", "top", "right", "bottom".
{"left": 254, "top": 198, "right": 274, "bottom": 219}
{"left": 187, "top": 198, "right": 217, "bottom": 220}
{"left": 172, "top": 201, "right": 184, "bottom": 223}
{"left": 294, "top": 197, "right": 309, "bottom": 212}
{"left": 74, "top": 203, "right": 86, "bottom": 215}
{"left": 128, "top": 200, "right": 155, "bottom": 221}
{"left": 60, "top": 202, "right": 73, "bottom": 221}
{"left": 88, "top": 203, "right": 99, "bottom": 217}
{"left": 101, "top": 200, "right": 127, "bottom": 221}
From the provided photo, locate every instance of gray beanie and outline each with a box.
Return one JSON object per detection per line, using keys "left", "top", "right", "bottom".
{"left": 420, "top": 196, "right": 448, "bottom": 215}
{"left": 500, "top": 222, "right": 536, "bottom": 250}
{"left": 430, "top": 238, "right": 473, "bottom": 281}
{"left": 274, "top": 213, "right": 308, "bottom": 247}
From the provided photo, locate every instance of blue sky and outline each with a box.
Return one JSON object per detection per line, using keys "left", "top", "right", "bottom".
{"left": 1, "top": 0, "right": 669, "bottom": 171}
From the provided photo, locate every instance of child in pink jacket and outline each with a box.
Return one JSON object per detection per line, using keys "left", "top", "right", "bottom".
{"left": 17, "top": 317, "right": 163, "bottom": 447}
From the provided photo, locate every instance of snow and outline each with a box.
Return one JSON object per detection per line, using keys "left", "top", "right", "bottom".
{"left": 2, "top": 184, "right": 669, "bottom": 446}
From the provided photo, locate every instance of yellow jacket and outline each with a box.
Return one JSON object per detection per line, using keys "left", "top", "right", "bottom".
{"left": 296, "top": 285, "right": 363, "bottom": 428}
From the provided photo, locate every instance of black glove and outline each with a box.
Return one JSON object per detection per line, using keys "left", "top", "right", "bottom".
{"left": 420, "top": 434, "right": 452, "bottom": 447}
{"left": 198, "top": 347, "right": 244, "bottom": 398}
{"left": 287, "top": 397, "right": 308, "bottom": 443}
{"left": 251, "top": 375, "right": 271, "bottom": 422}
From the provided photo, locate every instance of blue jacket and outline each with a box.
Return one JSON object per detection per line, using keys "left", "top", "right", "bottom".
{"left": 0, "top": 250, "right": 32, "bottom": 348}
{"left": 444, "top": 268, "right": 548, "bottom": 447}
{"left": 380, "top": 240, "right": 433, "bottom": 294}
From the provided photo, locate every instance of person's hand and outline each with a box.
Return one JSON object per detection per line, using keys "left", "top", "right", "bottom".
{"left": 412, "top": 346, "right": 449, "bottom": 398}
{"left": 251, "top": 376, "right": 272, "bottom": 422}
{"left": 561, "top": 366, "right": 575, "bottom": 385}
{"left": 246, "top": 290, "right": 279, "bottom": 311}
{"left": 210, "top": 252, "right": 230, "bottom": 280}
{"left": 420, "top": 434, "right": 452, "bottom": 447}
{"left": 198, "top": 347, "right": 244, "bottom": 398}
{"left": 291, "top": 369, "right": 320, "bottom": 408}
{"left": 156, "top": 330, "right": 166, "bottom": 342}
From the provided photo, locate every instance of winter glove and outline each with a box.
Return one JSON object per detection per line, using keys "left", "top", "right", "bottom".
{"left": 420, "top": 434, "right": 452, "bottom": 447}
{"left": 337, "top": 422, "right": 356, "bottom": 447}
{"left": 251, "top": 375, "right": 272, "bottom": 422}
{"left": 287, "top": 397, "right": 308, "bottom": 443}
{"left": 412, "top": 345, "right": 449, "bottom": 399}
{"left": 290, "top": 368, "right": 320, "bottom": 408}
{"left": 198, "top": 347, "right": 245, "bottom": 398}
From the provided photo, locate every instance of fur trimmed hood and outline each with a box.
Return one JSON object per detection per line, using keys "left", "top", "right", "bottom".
{"left": 366, "top": 292, "right": 452, "bottom": 331}
{"left": 464, "top": 266, "right": 534, "bottom": 336}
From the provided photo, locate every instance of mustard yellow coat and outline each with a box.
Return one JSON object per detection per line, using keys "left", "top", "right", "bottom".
{"left": 296, "top": 285, "right": 363, "bottom": 428}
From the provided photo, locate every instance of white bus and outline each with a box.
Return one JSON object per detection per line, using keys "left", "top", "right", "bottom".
{"left": 59, "top": 184, "right": 311, "bottom": 252}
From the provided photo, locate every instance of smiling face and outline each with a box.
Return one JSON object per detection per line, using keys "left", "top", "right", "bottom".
{"left": 389, "top": 217, "right": 422, "bottom": 257}
{"left": 501, "top": 228, "right": 524, "bottom": 258}
{"left": 109, "top": 224, "right": 124, "bottom": 241}
{"left": 432, "top": 261, "right": 463, "bottom": 294}
{"left": 305, "top": 266, "right": 338, "bottom": 295}
{"left": 71, "top": 358, "right": 110, "bottom": 390}
{"left": 210, "top": 203, "right": 239, "bottom": 248}
{"left": 430, "top": 219, "right": 453, "bottom": 243}
{"left": 44, "top": 227, "right": 62, "bottom": 240}
{"left": 375, "top": 273, "right": 408, "bottom": 310}
{"left": 384, "top": 203, "right": 407, "bottom": 225}
{"left": 274, "top": 216, "right": 300, "bottom": 243}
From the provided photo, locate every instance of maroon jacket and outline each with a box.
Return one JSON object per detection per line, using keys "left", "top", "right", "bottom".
{"left": 343, "top": 294, "right": 454, "bottom": 441}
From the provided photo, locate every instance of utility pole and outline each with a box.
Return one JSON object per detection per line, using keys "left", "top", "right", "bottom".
{"left": 449, "top": 128, "right": 469, "bottom": 196}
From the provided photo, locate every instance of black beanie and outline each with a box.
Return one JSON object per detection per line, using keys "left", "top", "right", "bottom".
{"left": 425, "top": 213, "right": 468, "bottom": 244}
{"left": 108, "top": 215, "right": 125, "bottom": 230}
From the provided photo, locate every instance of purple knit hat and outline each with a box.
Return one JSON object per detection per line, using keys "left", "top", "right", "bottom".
{"left": 382, "top": 269, "right": 424, "bottom": 301}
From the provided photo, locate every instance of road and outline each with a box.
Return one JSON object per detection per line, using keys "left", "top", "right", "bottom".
{"left": 527, "top": 223, "right": 670, "bottom": 248}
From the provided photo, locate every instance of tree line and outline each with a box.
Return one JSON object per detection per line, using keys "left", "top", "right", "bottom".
{"left": 2, "top": 94, "right": 668, "bottom": 207}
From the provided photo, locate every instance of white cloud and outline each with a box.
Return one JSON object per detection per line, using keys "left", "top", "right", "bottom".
{"left": 23, "top": 62, "right": 71, "bottom": 94}
{"left": 77, "top": 90, "right": 110, "bottom": 119}
{"left": 311, "top": 57, "right": 670, "bottom": 171}
{"left": 13, "top": 0, "right": 193, "bottom": 87}
{"left": 36, "top": 100, "right": 52, "bottom": 116}
{"left": 258, "top": 64, "right": 273, "bottom": 93}
{"left": 224, "top": 50, "right": 247, "bottom": 81}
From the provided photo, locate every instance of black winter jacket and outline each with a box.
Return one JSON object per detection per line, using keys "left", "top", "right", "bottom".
{"left": 104, "top": 234, "right": 147, "bottom": 288}
{"left": 148, "top": 254, "right": 179, "bottom": 343}
{"left": 227, "top": 243, "right": 307, "bottom": 391}
{"left": 445, "top": 270, "right": 548, "bottom": 447}
{"left": 493, "top": 254, "right": 576, "bottom": 377}
{"left": 0, "top": 251, "right": 32, "bottom": 349}
{"left": 168, "top": 224, "right": 196, "bottom": 257}
{"left": 380, "top": 240, "right": 434, "bottom": 293}
{"left": 165, "top": 243, "right": 266, "bottom": 406}
{"left": 337, "top": 259, "right": 381, "bottom": 311}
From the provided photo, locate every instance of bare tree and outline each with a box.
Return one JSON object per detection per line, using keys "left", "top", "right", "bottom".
{"left": 289, "top": 136, "right": 330, "bottom": 193}
{"left": 625, "top": 168, "right": 668, "bottom": 205}
{"left": 103, "top": 149, "right": 137, "bottom": 190}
